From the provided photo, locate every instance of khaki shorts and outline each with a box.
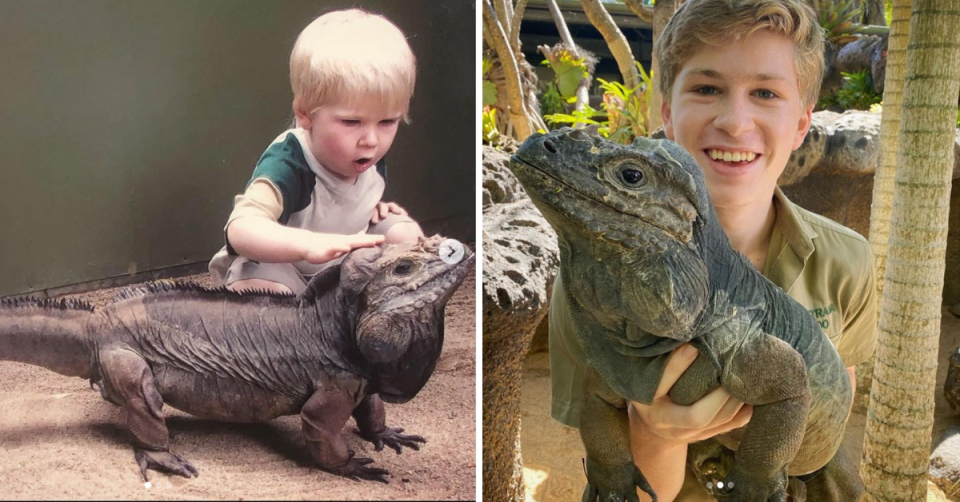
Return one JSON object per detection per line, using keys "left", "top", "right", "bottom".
{"left": 224, "top": 214, "right": 416, "bottom": 295}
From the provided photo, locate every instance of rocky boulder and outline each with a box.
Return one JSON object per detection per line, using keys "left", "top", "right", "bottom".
{"left": 482, "top": 145, "right": 560, "bottom": 502}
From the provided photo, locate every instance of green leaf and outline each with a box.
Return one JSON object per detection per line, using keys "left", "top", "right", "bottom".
{"left": 483, "top": 80, "right": 498, "bottom": 107}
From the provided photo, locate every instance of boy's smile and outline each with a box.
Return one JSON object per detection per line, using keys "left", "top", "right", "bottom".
{"left": 662, "top": 30, "right": 812, "bottom": 211}
{"left": 297, "top": 99, "right": 402, "bottom": 183}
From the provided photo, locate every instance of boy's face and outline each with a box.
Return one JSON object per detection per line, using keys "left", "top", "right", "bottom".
{"left": 297, "top": 98, "right": 403, "bottom": 182}
{"left": 662, "top": 30, "right": 813, "bottom": 210}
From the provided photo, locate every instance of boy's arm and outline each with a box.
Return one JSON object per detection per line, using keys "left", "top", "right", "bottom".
{"left": 226, "top": 179, "right": 383, "bottom": 264}
{"left": 629, "top": 344, "right": 753, "bottom": 502}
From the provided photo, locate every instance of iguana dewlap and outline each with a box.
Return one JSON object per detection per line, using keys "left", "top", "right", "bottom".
{"left": 0, "top": 235, "right": 473, "bottom": 483}
{"left": 509, "top": 128, "right": 852, "bottom": 502}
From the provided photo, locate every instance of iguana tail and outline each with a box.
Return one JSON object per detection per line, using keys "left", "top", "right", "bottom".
{"left": 0, "top": 297, "right": 97, "bottom": 379}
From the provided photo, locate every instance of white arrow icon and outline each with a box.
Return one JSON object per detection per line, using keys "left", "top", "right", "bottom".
{"left": 438, "top": 239, "right": 465, "bottom": 265}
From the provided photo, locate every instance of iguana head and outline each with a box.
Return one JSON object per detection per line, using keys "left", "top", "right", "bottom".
{"left": 338, "top": 235, "right": 474, "bottom": 403}
{"left": 510, "top": 127, "right": 713, "bottom": 341}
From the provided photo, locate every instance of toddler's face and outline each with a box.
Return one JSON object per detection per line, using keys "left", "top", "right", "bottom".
{"left": 662, "top": 30, "right": 813, "bottom": 211}
{"left": 300, "top": 98, "right": 403, "bottom": 182}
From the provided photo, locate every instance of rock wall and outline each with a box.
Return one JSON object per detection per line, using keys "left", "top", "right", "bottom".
{"left": 780, "top": 111, "right": 960, "bottom": 306}
{"left": 481, "top": 146, "right": 560, "bottom": 501}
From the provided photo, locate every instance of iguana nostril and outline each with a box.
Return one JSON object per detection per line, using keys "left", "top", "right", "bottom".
{"left": 543, "top": 139, "right": 558, "bottom": 154}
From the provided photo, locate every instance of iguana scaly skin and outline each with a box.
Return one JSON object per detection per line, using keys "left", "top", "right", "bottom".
{"left": 0, "top": 235, "right": 472, "bottom": 483}
{"left": 509, "top": 128, "right": 853, "bottom": 502}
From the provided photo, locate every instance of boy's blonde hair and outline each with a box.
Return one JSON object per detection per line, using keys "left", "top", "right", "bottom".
{"left": 654, "top": 0, "right": 824, "bottom": 108}
{"left": 290, "top": 9, "right": 417, "bottom": 121}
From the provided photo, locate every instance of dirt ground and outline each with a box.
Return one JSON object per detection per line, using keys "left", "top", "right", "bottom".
{"left": 521, "top": 307, "right": 960, "bottom": 502}
{"left": 0, "top": 265, "right": 476, "bottom": 501}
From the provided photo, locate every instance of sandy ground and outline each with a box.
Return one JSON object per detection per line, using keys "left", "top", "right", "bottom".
{"left": 521, "top": 307, "right": 960, "bottom": 501}
{"left": 0, "top": 266, "right": 476, "bottom": 501}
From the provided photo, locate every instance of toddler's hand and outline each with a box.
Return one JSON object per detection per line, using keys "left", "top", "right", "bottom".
{"left": 371, "top": 201, "right": 408, "bottom": 224}
{"left": 301, "top": 233, "right": 385, "bottom": 264}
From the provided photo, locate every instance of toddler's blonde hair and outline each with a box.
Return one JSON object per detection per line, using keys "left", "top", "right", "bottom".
{"left": 655, "top": 0, "right": 824, "bottom": 108}
{"left": 290, "top": 9, "right": 416, "bottom": 121}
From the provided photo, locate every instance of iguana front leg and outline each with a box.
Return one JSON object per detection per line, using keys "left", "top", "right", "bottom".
{"left": 581, "top": 367, "right": 657, "bottom": 502}
{"left": 716, "top": 334, "right": 811, "bottom": 502}
{"left": 353, "top": 394, "right": 426, "bottom": 454}
{"left": 301, "top": 388, "right": 389, "bottom": 483}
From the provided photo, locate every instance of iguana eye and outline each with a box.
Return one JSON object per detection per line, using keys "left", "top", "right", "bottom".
{"left": 619, "top": 166, "right": 646, "bottom": 186}
{"left": 393, "top": 260, "right": 415, "bottom": 276}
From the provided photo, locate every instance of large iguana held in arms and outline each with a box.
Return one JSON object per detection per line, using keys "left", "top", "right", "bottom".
{"left": 509, "top": 128, "right": 854, "bottom": 502}
{"left": 0, "top": 235, "right": 472, "bottom": 483}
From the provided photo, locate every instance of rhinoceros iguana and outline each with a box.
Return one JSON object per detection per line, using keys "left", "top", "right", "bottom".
{"left": 509, "top": 128, "right": 855, "bottom": 502}
{"left": 0, "top": 235, "right": 473, "bottom": 483}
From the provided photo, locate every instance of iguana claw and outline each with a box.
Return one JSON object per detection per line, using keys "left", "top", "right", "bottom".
{"left": 582, "top": 458, "right": 654, "bottom": 502}
{"left": 134, "top": 448, "right": 199, "bottom": 481}
{"left": 330, "top": 450, "right": 390, "bottom": 483}
{"left": 360, "top": 427, "right": 426, "bottom": 454}
{"left": 715, "top": 469, "right": 788, "bottom": 502}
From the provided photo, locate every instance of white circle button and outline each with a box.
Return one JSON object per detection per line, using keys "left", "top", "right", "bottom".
{"left": 438, "top": 239, "right": 465, "bottom": 265}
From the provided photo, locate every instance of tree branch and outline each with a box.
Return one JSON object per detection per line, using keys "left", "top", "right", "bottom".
{"left": 509, "top": 0, "right": 528, "bottom": 56}
{"left": 623, "top": 0, "right": 654, "bottom": 22}
{"left": 482, "top": 0, "right": 534, "bottom": 140}
{"left": 580, "top": 0, "right": 640, "bottom": 89}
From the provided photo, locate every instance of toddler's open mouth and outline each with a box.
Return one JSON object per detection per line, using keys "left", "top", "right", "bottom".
{"left": 353, "top": 158, "right": 373, "bottom": 171}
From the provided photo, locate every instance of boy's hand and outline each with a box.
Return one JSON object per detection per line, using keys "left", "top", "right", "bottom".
{"left": 371, "top": 201, "right": 408, "bottom": 224}
{"left": 631, "top": 343, "right": 753, "bottom": 444}
{"left": 301, "top": 233, "right": 385, "bottom": 264}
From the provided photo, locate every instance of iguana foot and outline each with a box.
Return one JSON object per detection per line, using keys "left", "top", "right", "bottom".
{"left": 715, "top": 470, "right": 787, "bottom": 502}
{"left": 359, "top": 427, "right": 426, "bottom": 454}
{"left": 329, "top": 450, "right": 390, "bottom": 483}
{"left": 582, "top": 458, "right": 655, "bottom": 502}
{"left": 134, "top": 449, "right": 199, "bottom": 481}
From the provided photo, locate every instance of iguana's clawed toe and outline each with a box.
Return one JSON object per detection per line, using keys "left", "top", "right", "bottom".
{"left": 331, "top": 451, "right": 390, "bottom": 483}
{"left": 715, "top": 470, "right": 787, "bottom": 502}
{"left": 134, "top": 449, "right": 199, "bottom": 481}
{"left": 582, "top": 459, "right": 652, "bottom": 502}
{"left": 361, "top": 427, "right": 426, "bottom": 454}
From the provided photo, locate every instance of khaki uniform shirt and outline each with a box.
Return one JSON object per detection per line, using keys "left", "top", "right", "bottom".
{"left": 549, "top": 188, "right": 877, "bottom": 499}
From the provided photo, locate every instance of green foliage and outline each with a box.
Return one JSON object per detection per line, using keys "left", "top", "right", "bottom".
{"left": 543, "top": 61, "right": 654, "bottom": 144}
{"left": 482, "top": 58, "right": 498, "bottom": 107}
{"left": 482, "top": 107, "right": 500, "bottom": 146}
{"left": 818, "top": 70, "right": 882, "bottom": 110}
{"left": 539, "top": 84, "right": 566, "bottom": 118}
{"left": 483, "top": 81, "right": 498, "bottom": 107}
{"left": 884, "top": 0, "right": 892, "bottom": 26}
{"left": 814, "top": 0, "right": 866, "bottom": 45}
{"left": 541, "top": 50, "right": 589, "bottom": 99}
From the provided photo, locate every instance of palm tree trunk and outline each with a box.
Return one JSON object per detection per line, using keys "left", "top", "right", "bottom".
{"left": 860, "top": 1, "right": 960, "bottom": 499}
{"left": 856, "top": 0, "right": 910, "bottom": 414}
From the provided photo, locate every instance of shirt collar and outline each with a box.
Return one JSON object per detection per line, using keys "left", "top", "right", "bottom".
{"left": 773, "top": 186, "right": 818, "bottom": 261}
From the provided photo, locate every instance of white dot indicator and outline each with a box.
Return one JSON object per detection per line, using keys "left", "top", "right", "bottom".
{"left": 144, "top": 482, "right": 151, "bottom": 489}
{"left": 717, "top": 481, "right": 724, "bottom": 489}
{"left": 438, "top": 239, "right": 465, "bottom": 265}
{"left": 706, "top": 482, "right": 713, "bottom": 489}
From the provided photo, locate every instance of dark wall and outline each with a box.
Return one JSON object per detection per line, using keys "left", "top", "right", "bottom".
{"left": 0, "top": 0, "right": 476, "bottom": 297}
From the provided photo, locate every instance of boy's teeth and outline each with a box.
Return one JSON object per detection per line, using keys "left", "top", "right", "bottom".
{"left": 709, "top": 149, "right": 756, "bottom": 162}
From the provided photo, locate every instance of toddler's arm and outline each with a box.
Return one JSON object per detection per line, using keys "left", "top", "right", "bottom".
{"left": 226, "top": 179, "right": 383, "bottom": 265}
{"left": 228, "top": 217, "right": 383, "bottom": 264}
